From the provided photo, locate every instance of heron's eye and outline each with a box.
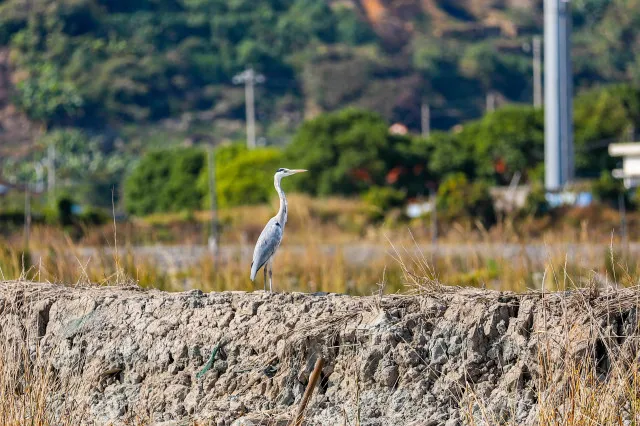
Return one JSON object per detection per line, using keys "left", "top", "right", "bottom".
{"left": 277, "top": 168, "right": 285, "bottom": 173}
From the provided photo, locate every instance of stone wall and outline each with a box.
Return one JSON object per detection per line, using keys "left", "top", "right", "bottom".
{"left": 0, "top": 281, "right": 637, "bottom": 425}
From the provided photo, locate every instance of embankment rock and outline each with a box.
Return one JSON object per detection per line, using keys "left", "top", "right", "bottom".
{"left": 0, "top": 281, "right": 637, "bottom": 425}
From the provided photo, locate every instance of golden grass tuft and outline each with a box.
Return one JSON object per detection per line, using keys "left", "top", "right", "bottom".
{"left": 0, "top": 284, "right": 79, "bottom": 425}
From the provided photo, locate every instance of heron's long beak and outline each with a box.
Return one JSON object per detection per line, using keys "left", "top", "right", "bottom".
{"left": 291, "top": 169, "right": 307, "bottom": 174}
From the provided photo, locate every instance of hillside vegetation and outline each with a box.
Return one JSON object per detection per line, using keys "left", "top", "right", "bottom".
{"left": 1, "top": 0, "right": 640, "bottom": 214}
{"left": 1, "top": 0, "right": 639, "bottom": 136}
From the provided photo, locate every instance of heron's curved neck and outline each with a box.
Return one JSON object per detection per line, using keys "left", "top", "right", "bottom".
{"left": 275, "top": 175, "right": 287, "bottom": 225}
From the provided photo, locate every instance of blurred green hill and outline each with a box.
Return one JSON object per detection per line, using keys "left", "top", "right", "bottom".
{"left": 1, "top": 0, "right": 639, "bottom": 211}
{"left": 1, "top": 0, "right": 639, "bottom": 143}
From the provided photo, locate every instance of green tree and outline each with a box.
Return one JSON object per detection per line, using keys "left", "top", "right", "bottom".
{"left": 165, "top": 148, "right": 207, "bottom": 211}
{"left": 591, "top": 170, "right": 627, "bottom": 207}
{"left": 285, "top": 108, "right": 389, "bottom": 196}
{"left": 197, "top": 145, "right": 283, "bottom": 208}
{"left": 426, "top": 131, "right": 475, "bottom": 180}
{"left": 363, "top": 186, "right": 406, "bottom": 221}
{"left": 217, "top": 148, "right": 283, "bottom": 208}
{"left": 425, "top": 106, "right": 544, "bottom": 186}
{"left": 574, "top": 85, "right": 640, "bottom": 176}
{"left": 14, "top": 62, "right": 83, "bottom": 127}
{"left": 286, "top": 108, "right": 430, "bottom": 197}
{"left": 124, "top": 148, "right": 206, "bottom": 215}
{"left": 459, "top": 42, "right": 530, "bottom": 100}
{"left": 459, "top": 106, "right": 544, "bottom": 183}
{"left": 334, "top": 6, "right": 375, "bottom": 45}
{"left": 37, "top": 129, "right": 132, "bottom": 207}
{"left": 437, "top": 173, "right": 495, "bottom": 226}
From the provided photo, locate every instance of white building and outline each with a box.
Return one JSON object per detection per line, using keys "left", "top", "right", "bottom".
{"left": 608, "top": 143, "right": 640, "bottom": 188}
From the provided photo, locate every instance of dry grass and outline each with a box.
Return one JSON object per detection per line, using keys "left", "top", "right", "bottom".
{"left": 537, "top": 356, "right": 640, "bottom": 425}
{"left": 0, "top": 348, "right": 68, "bottom": 425}
{"left": 0, "top": 285, "right": 80, "bottom": 425}
{"left": 1, "top": 215, "right": 638, "bottom": 295}
{"left": 463, "top": 277, "right": 640, "bottom": 425}
{"left": 535, "top": 285, "right": 640, "bottom": 425}
{"left": 0, "top": 200, "right": 639, "bottom": 423}
{"left": 2, "top": 194, "right": 637, "bottom": 296}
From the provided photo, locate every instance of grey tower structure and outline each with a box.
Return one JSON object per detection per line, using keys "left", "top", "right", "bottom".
{"left": 544, "top": 0, "right": 573, "bottom": 191}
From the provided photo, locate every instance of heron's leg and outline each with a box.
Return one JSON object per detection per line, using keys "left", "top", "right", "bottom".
{"left": 263, "top": 263, "right": 267, "bottom": 292}
{"left": 268, "top": 260, "right": 273, "bottom": 293}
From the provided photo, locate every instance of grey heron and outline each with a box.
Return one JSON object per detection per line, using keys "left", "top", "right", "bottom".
{"left": 250, "top": 168, "right": 307, "bottom": 292}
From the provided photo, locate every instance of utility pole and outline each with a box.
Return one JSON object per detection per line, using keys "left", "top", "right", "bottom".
{"left": 207, "top": 145, "right": 219, "bottom": 259}
{"left": 544, "top": 0, "right": 573, "bottom": 191}
{"left": 619, "top": 192, "right": 628, "bottom": 252}
{"left": 533, "top": 35, "right": 543, "bottom": 108}
{"left": 232, "top": 68, "right": 265, "bottom": 150}
{"left": 24, "top": 183, "right": 31, "bottom": 251}
{"left": 486, "top": 92, "right": 496, "bottom": 113}
{"left": 421, "top": 103, "right": 430, "bottom": 138}
{"left": 430, "top": 187, "right": 437, "bottom": 244}
{"left": 34, "top": 162, "right": 44, "bottom": 193}
{"left": 47, "top": 143, "right": 56, "bottom": 204}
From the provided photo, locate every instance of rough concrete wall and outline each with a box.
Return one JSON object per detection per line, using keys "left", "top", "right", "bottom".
{"left": 0, "top": 282, "right": 637, "bottom": 425}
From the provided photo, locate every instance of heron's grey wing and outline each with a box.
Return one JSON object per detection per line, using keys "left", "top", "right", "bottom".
{"left": 250, "top": 218, "right": 283, "bottom": 279}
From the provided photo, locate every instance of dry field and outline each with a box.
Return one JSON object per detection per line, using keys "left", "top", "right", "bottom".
{"left": 1, "top": 194, "right": 638, "bottom": 296}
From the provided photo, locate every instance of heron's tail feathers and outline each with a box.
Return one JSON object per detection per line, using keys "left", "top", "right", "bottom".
{"left": 250, "top": 261, "right": 258, "bottom": 281}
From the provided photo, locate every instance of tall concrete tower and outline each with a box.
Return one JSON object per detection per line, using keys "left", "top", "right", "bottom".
{"left": 544, "top": 0, "right": 573, "bottom": 191}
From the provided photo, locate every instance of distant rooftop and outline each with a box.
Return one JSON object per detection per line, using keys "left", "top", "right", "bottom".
{"left": 608, "top": 142, "right": 640, "bottom": 157}
{"left": 608, "top": 142, "right": 640, "bottom": 188}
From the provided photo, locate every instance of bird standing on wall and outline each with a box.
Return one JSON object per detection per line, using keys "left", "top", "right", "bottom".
{"left": 250, "top": 168, "right": 307, "bottom": 292}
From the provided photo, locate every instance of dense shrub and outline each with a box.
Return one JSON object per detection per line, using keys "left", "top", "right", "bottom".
{"left": 363, "top": 186, "right": 406, "bottom": 221}
{"left": 125, "top": 144, "right": 286, "bottom": 215}
{"left": 78, "top": 206, "right": 110, "bottom": 225}
{"left": 574, "top": 85, "right": 640, "bottom": 176}
{"left": 437, "top": 173, "right": 496, "bottom": 226}
{"left": 124, "top": 148, "right": 206, "bottom": 215}
{"left": 522, "top": 184, "right": 550, "bottom": 218}
{"left": 591, "top": 170, "right": 628, "bottom": 207}
{"left": 198, "top": 145, "right": 284, "bottom": 208}
{"left": 57, "top": 196, "right": 74, "bottom": 227}
{"left": 458, "top": 106, "right": 544, "bottom": 184}
{"left": 0, "top": 210, "right": 26, "bottom": 234}
{"left": 285, "top": 108, "right": 431, "bottom": 197}
{"left": 425, "top": 131, "right": 476, "bottom": 180}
